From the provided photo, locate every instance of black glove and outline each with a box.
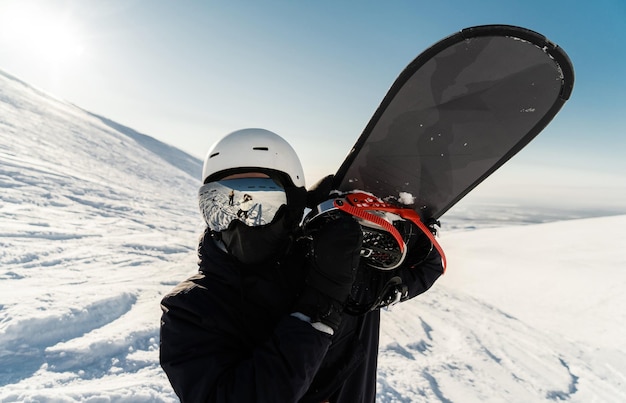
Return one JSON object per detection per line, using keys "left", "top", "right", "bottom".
{"left": 306, "top": 174, "right": 335, "bottom": 208}
{"left": 294, "top": 214, "right": 363, "bottom": 332}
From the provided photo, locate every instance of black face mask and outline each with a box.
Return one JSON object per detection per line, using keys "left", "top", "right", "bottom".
{"left": 218, "top": 186, "right": 307, "bottom": 265}
{"left": 219, "top": 211, "right": 289, "bottom": 265}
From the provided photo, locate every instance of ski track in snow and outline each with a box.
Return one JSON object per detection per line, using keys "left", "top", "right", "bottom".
{"left": 1, "top": 69, "right": 626, "bottom": 402}
{"left": 0, "top": 293, "right": 136, "bottom": 383}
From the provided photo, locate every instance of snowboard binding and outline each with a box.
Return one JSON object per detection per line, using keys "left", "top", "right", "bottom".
{"left": 303, "top": 192, "right": 446, "bottom": 314}
{"left": 303, "top": 192, "right": 446, "bottom": 271}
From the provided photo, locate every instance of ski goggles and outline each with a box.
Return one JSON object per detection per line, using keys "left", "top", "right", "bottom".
{"left": 199, "top": 177, "right": 287, "bottom": 232}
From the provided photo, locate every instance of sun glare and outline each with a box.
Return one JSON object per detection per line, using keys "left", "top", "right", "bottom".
{"left": 0, "top": 2, "right": 85, "bottom": 68}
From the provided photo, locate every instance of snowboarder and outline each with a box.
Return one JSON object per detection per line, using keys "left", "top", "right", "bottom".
{"left": 236, "top": 193, "right": 253, "bottom": 219}
{"left": 159, "top": 128, "right": 444, "bottom": 402}
{"left": 228, "top": 189, "right": 234, "bottom": 206}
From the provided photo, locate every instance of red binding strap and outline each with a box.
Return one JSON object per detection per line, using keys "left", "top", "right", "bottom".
{"left": 333, "top": 199, "right": 406, "bottom": 253}
{"left": 333, "top": 193, "right": 447, "bottom": 272}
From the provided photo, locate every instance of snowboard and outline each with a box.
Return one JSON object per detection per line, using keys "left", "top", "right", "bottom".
{"left": 334, "top": 24, "right": 573, "bottom": 220}
{"left": 304, "top": 25, "right": 574, "bottom": 309}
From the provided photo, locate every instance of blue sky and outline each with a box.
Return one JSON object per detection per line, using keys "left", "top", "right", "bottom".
{"left": 1, "top": 0, "right": 624, "bottom": 207}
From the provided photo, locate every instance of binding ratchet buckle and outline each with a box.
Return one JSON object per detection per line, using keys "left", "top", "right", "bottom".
{"left": 304, "top": 192, "right": 447, "bottom": 271}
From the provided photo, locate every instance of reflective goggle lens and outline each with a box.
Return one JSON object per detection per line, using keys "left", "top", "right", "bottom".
{"left": 199, "top": 178, "right": 287, "bottom": 232}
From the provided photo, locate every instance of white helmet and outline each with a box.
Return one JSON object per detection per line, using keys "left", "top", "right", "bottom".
{"left": 201, "top": 128, "right": 305, "bottom": 187}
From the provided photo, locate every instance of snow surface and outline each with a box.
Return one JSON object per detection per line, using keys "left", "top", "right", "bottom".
{"left": 1, "top": 68, "right": 625, "bottom": 402}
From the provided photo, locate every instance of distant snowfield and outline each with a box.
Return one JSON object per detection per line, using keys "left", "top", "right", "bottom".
{"left": 1, "top": 68, "right": 625, "bottom": 402}
{"left": 377, "top": 216, "right": 626, "bottom": 402}
{"left": 441, "top": 215, "right": 626, "bottom": 351}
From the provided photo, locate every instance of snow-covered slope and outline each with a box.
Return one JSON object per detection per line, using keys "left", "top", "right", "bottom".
{"left": 1, "top": 68, "right": 624, "bottom": 402}
{"left": 377, "top": 217, "right": 626, "bottom": 402}
{"left": 0, "top": 69, "right": 201, "bottom": 401}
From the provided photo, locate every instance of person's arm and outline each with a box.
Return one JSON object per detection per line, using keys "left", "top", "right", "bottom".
{"left": 160, "top": 278, "right": 332, "bottom": 403}
{"left": 358, "top": 239, "right": 443, "bottom": 312}
{"left": 398, "top": 245, "right": 444, "bottom": 299}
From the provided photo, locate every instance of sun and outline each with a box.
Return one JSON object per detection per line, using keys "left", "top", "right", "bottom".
{"left": 0, "top": 2, "right": 86, "bottom": 68}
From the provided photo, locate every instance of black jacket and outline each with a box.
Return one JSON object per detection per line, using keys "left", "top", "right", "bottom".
{"left": 160, "top": 232, "right": 443, "bottom": 402}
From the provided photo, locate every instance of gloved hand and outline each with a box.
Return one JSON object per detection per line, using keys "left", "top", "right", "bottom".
{"left": 306, "top": 174, "right": 335, "bottom": 208}
{"left": 293, "top": 214, "right": 363, "bottom": 332}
